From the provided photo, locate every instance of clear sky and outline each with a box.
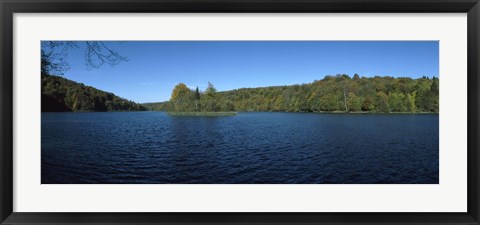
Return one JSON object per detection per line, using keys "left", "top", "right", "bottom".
{"left": 56, "top": 41, "right": 439, "bottom": 103}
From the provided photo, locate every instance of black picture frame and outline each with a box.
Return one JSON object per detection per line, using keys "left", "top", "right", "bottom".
{"left": 1, "top": 0, "right": 479, "bottom": 224}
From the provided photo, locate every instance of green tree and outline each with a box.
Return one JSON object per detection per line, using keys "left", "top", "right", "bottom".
{"left": 376, "top": 92, "right": 390, "bottom": 113}
{"left": 41, "top": 74, "right": 145, "bottom": 112}
{"left": 157, "top": 75, "right": 439, "bottom": 113}
{"left": 429, "top": 77, "right": 439, "bottom": 112}
{"left": 389, "top": 92, "right": 406, "bottom": 112}
{"left": 205, "top": 82, "right": 217, "bottom": 97}
{"left": 203, "top": 82, "right": 218, "bottom": 111}
{"left": 194, "top": 86, "right": 201, "bottom": 111}
{"left": 405, "top": 93, "right": 416, "bottom": 112}
{"left": 347, "top": 92, "right": 363, "bottom": 112}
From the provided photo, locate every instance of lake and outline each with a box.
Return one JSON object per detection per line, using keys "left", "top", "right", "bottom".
{"left": 41, "top": 112, "right": 439, "bottom": 184}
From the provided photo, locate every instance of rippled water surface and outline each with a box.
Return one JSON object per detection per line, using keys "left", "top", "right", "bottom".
{"left": 42, "top": 112, "right": 439, "bottom": 184}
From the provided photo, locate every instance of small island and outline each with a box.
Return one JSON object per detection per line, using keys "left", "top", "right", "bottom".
{"left": 161, "top": 82, "right": 238, "bottom": 116}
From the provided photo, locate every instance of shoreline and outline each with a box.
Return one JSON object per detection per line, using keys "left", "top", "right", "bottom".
{"left": 42, "top": 111, "right": 439, "bottom": 114}
{"left": 312, "top": 111, "right": 438, "bottom": 114}
{"left": 167, "top": 111, "right": 237, "bottom": 116}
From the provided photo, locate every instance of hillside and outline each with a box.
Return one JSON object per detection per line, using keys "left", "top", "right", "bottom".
{"left": 42, "top": 74, "right": 146, "bottom": 112}
{"left": 144, "top": 74, "right": 439, "bottom": 113}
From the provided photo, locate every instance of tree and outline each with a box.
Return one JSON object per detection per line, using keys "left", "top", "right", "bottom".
{"left": 376, "top": 92, "right": 390, "bottom": 113}
{"left": 361, "top": 97, "right": 375, "bottom": 111}
{"left": 170, "top": 83, "right": 192, "bottom": 111}
{"left": 195, "top": 87, "right": 200, "bottom": 100}
{"left": 194, "top": 86, "right": 201, "bottom": 111}
{"left": 429, "top": 77, "right": 439, "bottom": 112}
{"left": 347, "top": 92, "right": 363, "bottom": 112}
{"left": 415, "top": 77, "right": 438, "bottom": 112}
{"left": 205, "top": 82, "right": 217, "bottom": 97}
{"left": 319, "top": 93, "right": 339, "bottom": 111}
{"left": 203, "top": 82, "right": 218, "bottom": 111}
{"left": 405, "top": 93, "right": 416, "bottom": 112}
{"left": 41, "top": 74, "right": 145, "bottom": 112}
{"left": 41, "top": 41, "right": 128, "bottom": 76}
{"left": 388, "top": 92, "right": 406, "bottom": 112}
{"left": 157, "top": 75, "right": 439, "bottom": 113}
{"left": 41, "top": 49, "right": 69, "bottom": 76}
{"left": 83, "top": 41, "right": 128, "bottom": 69}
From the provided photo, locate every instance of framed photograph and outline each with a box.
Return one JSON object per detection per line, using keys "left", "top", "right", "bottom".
{"left": 1, "top": 0, "right": 479, "bottom": 224}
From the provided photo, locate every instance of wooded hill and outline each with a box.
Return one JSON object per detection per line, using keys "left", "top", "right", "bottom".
{"left": 144, "top": 74, "right": 439, "bottom": 113}
{"left": 42, "top": 74, "right": 146, "bottom": 112}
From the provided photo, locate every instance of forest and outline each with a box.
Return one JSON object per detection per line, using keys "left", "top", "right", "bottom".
{"left": 144, "top": 74, "right": 439, "bottom": 113}
{"left": 42, "top": 74, "right": 146, "bottom": 112}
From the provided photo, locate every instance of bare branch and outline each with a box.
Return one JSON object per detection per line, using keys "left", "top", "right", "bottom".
{"left": 84, "top": 41, "right": 128, "bottom": 69}
{"left": 41, "top": 41, "right": 128, "bottom": 75}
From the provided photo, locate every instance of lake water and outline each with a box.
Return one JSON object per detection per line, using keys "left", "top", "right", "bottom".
{"left": 41, "top": 112, "right": 439, "bottom": 184}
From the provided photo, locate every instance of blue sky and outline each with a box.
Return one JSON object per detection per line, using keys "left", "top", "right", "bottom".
{"left": 50, "top": 41, "right": 439, "bottom": 103}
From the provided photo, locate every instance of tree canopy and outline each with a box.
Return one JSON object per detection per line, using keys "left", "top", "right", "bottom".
{"left": 144, "top": 74, "right": 439, "bottom": 113}
{"left": 42, "top": 74, "right": 145, "bottom": 112}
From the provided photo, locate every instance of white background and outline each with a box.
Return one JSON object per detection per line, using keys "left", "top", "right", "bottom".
{"left": 13, "top": 13, "right": 467, "bottom": 212}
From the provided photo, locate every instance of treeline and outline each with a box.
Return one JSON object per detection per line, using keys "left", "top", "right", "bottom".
{"left": 42, "top": 74, "right": 146, "bottom": 112}
{"left": 145, "top": 74, "right": 439, "bottom": 113}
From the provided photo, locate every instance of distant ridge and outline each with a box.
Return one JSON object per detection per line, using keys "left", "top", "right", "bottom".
{"left": 42, "top": 74, "right": 146, "bottom": 112}
{"left": 143, "top": 74, "right": 439, "bottom": 113}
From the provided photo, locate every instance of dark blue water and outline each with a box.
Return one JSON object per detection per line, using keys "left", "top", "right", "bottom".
{"left": 41, "top": 112, "right": 439, "bottom": 184}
